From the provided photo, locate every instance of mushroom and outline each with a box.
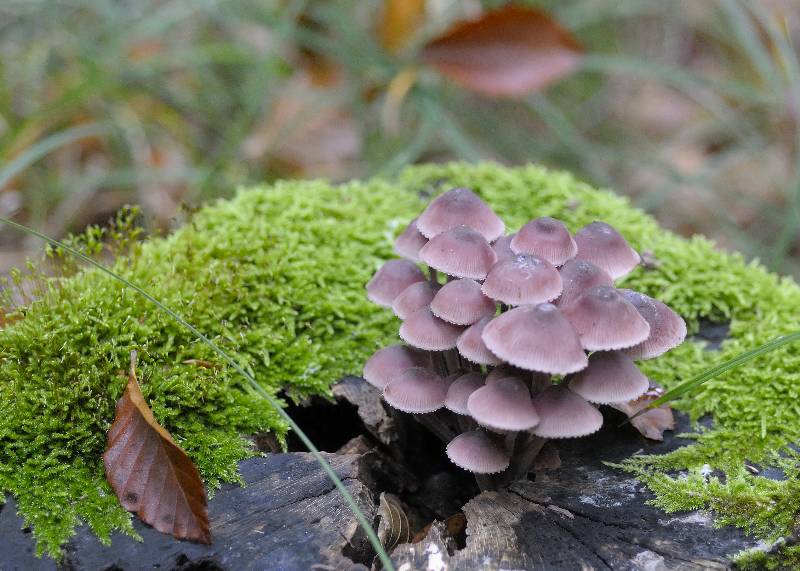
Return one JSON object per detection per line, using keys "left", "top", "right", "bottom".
{"left": 419, "top": 226, "right": 497, "bottom": 280}
{"left": 467, "top": 376, "right": 540, "bottom": 431}
{"left": 481, "top": 303, "right": 588, "bottom": 374}
{"left": 383, "top": 367, "right": 449, "bottom": 413}
{"left": 399, "top": 306, "right": 465, "bottom": 351}
{"left": 363, "top": 344, "right": 429, "bottom": 389}
{"left": 445, "top": 372, "right": 486, "bottom": 415}
{"left": 531, "top": 385, "right": 603, "bottom": 438}
{"left": 485, "top": 364, "right": 530, "bottom": 385}
{"left": 446, "top": 430, "right": 511, "bottom": 474}
{"left": 394, "top": 218, "right": 428, "bottom": 262}
{"left": 510, "top": 217, "right": 577, "bottom": 266}
{"left": 574, "top": 221, "right": 641, "bottom": 280}
{"left": 366, "top": 259, "right": 427, "bottom": 307}
{"left": 618, "top": 289, "right": 687, "bottom": 360}
{"left": 431, "top": 278, "right": 496, "bottom": 325}
{"left": 491, "top": 233, "right": 516, "bottom": 262}
{"left": 392, "top": 281, "right": 440, "bottom": 319}
{"left": 456, "top": 317, "right": 504, "bottom": 366}
{"left": 567, "top": 351, "right": 649, "bottom": 404}
{"left": 416, "top": 187, "right": 505, "bottom": 241}
{"left": 561, "top": 285, "right": 650, "bottom": 351}
{"left": 481, "top": 253, "right": 562, "bottom": 306}
{"left": 556, "top": 258, "right": 613, "bottom": 308}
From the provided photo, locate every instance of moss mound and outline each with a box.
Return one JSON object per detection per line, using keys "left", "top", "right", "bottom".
{"left": 1, "top": 163, "right": 799, "bottom": 558}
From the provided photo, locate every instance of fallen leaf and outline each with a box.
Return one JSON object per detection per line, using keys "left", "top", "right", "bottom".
{"left": 611, "top": 381, "right": 675, "bottom": 441}
{"left": 377, "top": 492, "right": 411, "bottom": 549}
{"left": 104, "top": 351, "right": 211, "bottom": 543}
{"left": 420, "top": 5, "right": 582, "bottom": 98}
{"left": 379, "top": 0, "right": 426, "bottom": 54}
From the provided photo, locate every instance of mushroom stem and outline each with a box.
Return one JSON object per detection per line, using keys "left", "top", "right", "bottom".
{"left": 474, "top": 474, "right": 496, "bottom": 492}
{"left": 501, "top": 433, "right": 548, "bottom": 485}
{"left": 413, "top": 411, "right": 457, "bottom": 443}
{"left": 444, "top": 349, "right": 461, "bottom": 375}
{"left": 430, "top": 350, "right": 449, "bottom": 377}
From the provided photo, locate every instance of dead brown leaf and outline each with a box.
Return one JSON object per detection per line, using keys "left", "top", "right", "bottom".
{"left": 420, "top": 5, "right": 582, "bottom": 98}
{"left": 611, "top": 382, "right": 675, "bottom": 441}
{"left": 103, "top": 351, "right": 211, "bottom": 544}
{"left": 379, "top": 0, "right": 426, "bottom": 54}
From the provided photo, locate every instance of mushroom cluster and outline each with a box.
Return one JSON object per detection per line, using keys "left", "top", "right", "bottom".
{"left": 364, "top": 188, "right": 686, "bottom": 487}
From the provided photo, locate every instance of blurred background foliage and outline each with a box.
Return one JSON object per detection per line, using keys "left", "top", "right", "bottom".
{"left": 1, "top": 0, "right": 800, "bottom": 276}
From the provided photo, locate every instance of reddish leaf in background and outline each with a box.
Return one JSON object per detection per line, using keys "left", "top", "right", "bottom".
{"left": 104, "top": 351, "right": 211, "bottom": 544}
{"left": 420, "top": 5, "right": 582, "bottom": 98}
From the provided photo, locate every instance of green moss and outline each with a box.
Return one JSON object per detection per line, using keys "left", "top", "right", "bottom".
{"left": 735, "top": 544, "right": 800, "bottom": 570}
{"left": 2, "top": 162, "right": 800, "bottom": 558}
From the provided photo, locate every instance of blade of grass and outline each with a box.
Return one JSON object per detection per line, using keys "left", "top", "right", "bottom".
{"left": 0, "top": 216, "right": 394, "bottom": 570}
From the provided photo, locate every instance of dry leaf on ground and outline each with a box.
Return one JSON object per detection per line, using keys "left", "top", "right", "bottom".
{"left": 611, "top": 382, "right": 675, "bottom": 441}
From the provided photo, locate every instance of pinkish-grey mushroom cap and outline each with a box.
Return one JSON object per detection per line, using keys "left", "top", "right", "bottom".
{"left": 394, "top": 218, "right": 428, "bottom": 262}
{"left": 431, "top": 278, "right": 496, "bottom": 325}
{"left": 419, "top": 226, "right": 497, "bottom": 280}
{"left": 485, "top": 364, "right": 530, "bottom": 385}
{"left": 445, "top": 372, "right": 486, "bottom": 415}
{"left": 456, "top": 317, "right": 504, "bottom": 366}
{"left": 467, "top": 377, "right": 540, "bottom": 431}
{"left": 399, "top": 306, "right": 465, "bottom": 351}
{"left": 574, "top": 221, "right": 641, "bottom": 280}
{"left": 446, "top": 430, "right": 510, "bottom": 474}
{"left": 366, "top": 259, "right": 426, "bottom": 307}
{"left": 511, "top": 217, "right": 577, "bottom": 266}
{"left": 363, "top": 344, "right": 429, "bottom": 389}
{"left": 618, "top": 289, "right": 687, "bottom": 360}
{"left": 492, "top": 233, "right": 517, "bottom": 262}
{"left": 383, "top": 367, "right": 448, "bottom": 413}
{"left": 556, "top": 259, "right": 614, "bottom": 308}
{"left": 567, "top": 351, "right": 649, "bottom": 404}
{"left": 531, "top": 385, "right": 603, "bottom": 438}
{"left": 482, "top": 303, "right": 588, "bottom": 374}
{"left": 392, "top": 281, "right": 440, "bottom": 319}
{"left": 417, "top": 187, "right": 505, "bottom": 242}
{"left": 481, "top": 254, "right": 562, "bottom": 306}
{"left": 562, "top": 285, "right": 651, "bottom": 351}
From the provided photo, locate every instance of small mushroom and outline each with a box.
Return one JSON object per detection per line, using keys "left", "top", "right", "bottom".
{"left": 445, "top": 372, "right": 486, "bottom": 415}
{"left": 531, "top": 385, "right": 603, "bottom": 439}
{"left": 618, "top": 289, "right": 687, "bottom": 360}
{"left": 445, "top": 430, "right": 511, "bottom": 474}
{"left": 562, "top": 286, "right": 650, "bottom": 351}
{"left": 467, "top": 376, "right": 540, "bottom": 431}
{"left": 481, "top": 253, "right": 562, "bottom": 306}
{"left": 481, "top": 303, "right": 588, "bottom": 374}
{"left": 431, "top": 278, "right": 496, "bottom": 325}
{"left": 392, "top": 281, "right": 440, "bottom": 319}
{"left": 384, "top": 367, "right": 449, "bottom": 413}
{"left": 419, "top": 226, "right": 497, "bottom": 280}
{"left": 366, "top": 259, "right": 427, "bottom": 307}
{"left": 567, "top": 351, "right": 649, "bottom": 404}
{"left": 491, "top": 233, "right": 516, "bottom": 262}
{"left": 399, "top": 306, "right": 465, "bottom": 351}
{"left": 456, "top": 317, "right": 504, "bottom": 366}
{"left": 556, "top": 259, "right": 613, "bottom": 308}
{"left": 363, "top": 344, "right": 429, "bottom": 389}
{"left": 574, "top": 221, "right": 641, "bottom": 280}
{"left": 394, "top": 218, "right": 428, "bottom": 262}
{"left": 485, "top": 364, "right": 530, "bottom": 385}
{"left": 417, "top": 187, "right": 505, "bottom": 241}
{"left": 510, "top": 217, "right": 577, "bottom": 266}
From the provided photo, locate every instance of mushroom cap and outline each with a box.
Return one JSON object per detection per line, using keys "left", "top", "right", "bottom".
{"left": 618, "top": 289, "right": 687, "bottom": 360}
{"left": 392, "top": 281, "right": 440, "bottom": 320}
{"left": 531, "top": 385, "right": 603, "bottom": 438}
{"left": 456, "top": 317, "right": 504, "bottom": 366}
{"left": 363, "top": 344, "right": 429, "bottom": 389}
{"left": 394, "top": 218, "right": 428, "bottom": 262}
{"left": 485, "top": 364, "right": 530, "bottom": 385}
{"left": 366, "top": 259, "right": 427, "bottom": 307}
{"left": 562, "top": 286, "right": 651, "bottom": 351}
{"left": 399, "top": 306, "right": 465, "bottom": 351}
{"left": 556, "top": 259, "right": 614, "bottom": 308}
{"left": 574, "top": 221, "right": 641, "bottom": 280}
{"left": 492, "top": 233, "right": 517, "bottom": 262}
{"left": 481, "top": 254, "right": 562, "bottom": 306}
{"left": 431, "top": 278, "right": 496, "bottom": 325}
{"left": 446, "top": 430, "right": 510, "bottom": 474}
{"left": 384, "top": 367, "right": 448, "bottom": 413}
{"left": 419, "top": 226, "right": 497, "bottom": 280}
{"left": 567, "top": 351, "right": 649, "bottom": 404}
{"left": 445, "top": 372, "right": 486, "bottom": 415}
{"left": 482, "top": 303, "right": 588, "bottom": 374}
{"left": 511, "top": 217, "right": 577, "bottom": 266}
{"left": 417, "top": 187, "right": 505, "bottom": 242}
{"left": 467, "top": 376, "right": 540, "bottom": 431}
